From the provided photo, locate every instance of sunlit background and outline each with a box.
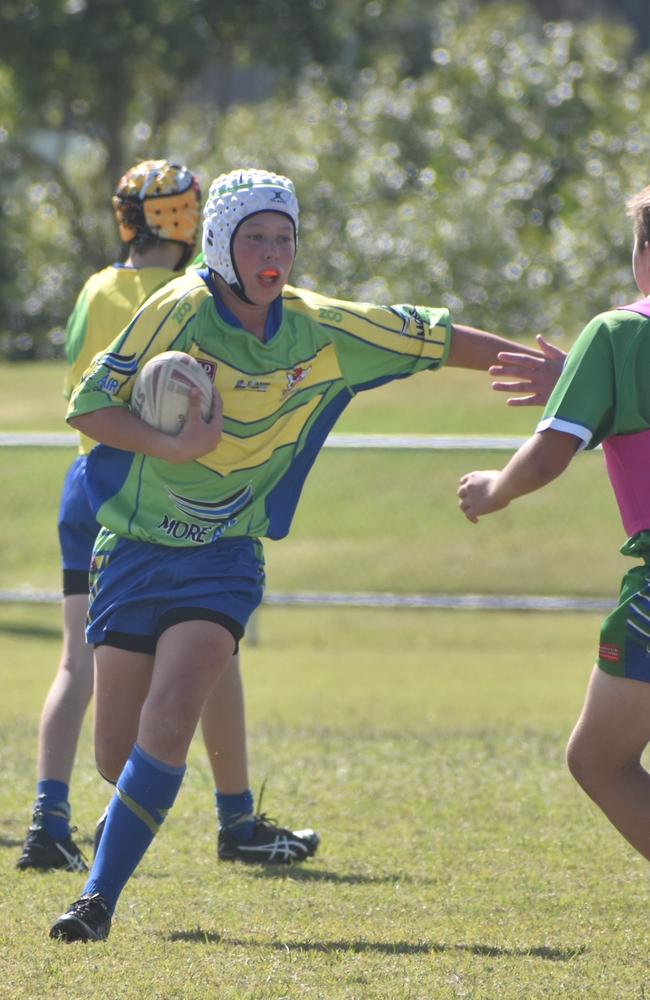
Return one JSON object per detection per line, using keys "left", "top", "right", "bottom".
{"left": 1, "top": 0, "right": 649, "bottom": 358}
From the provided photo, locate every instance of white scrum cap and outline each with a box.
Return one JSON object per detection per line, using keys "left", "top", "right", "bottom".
{"left": 202, "top": 168, "right": 299, "bottom": 287}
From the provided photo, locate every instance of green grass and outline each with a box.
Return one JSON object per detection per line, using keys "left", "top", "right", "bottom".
{"left": 1, "top": 603, "right": 649, "bottom": 997}
{"left": 0, "top": 359, "right": 549, "bottom": 436}
{"left": 0, "top": 362, "right": 70, "bottom": 433}
{"left": 0, "top": 361, "right": 625, "bottom": 599}
{"left": 0, "top": 444, "right": 624, "bottom": 598}
{"left": 0, "top": 366, "right": 646, "bottom": 994}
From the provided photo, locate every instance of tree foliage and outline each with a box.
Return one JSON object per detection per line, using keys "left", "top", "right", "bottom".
{"left": 1, "top": 0, "right": 649, "bottom": 356}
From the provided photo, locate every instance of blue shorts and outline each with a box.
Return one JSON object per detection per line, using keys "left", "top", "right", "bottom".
{"left": 58, "top": 455, "right": 99, "bottom": 595}
{"left": 87, "top": 527, "right": 266, "bottom": 654}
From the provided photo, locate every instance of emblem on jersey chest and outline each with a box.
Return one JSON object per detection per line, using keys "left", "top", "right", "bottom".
{"left": 232, "top": 365, "right": 312, "bottom": 397}
{"left": 282, "top": 365, "right": 311, "bottom": 397}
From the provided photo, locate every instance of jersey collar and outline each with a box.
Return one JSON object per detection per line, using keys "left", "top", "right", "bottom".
{"left": 199, "top": 267, "right": 283, "bottom": 342}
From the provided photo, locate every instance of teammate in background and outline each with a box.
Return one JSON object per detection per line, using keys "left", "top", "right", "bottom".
{"left": 49, "top": 167, "right": 563, "bottom": 943}
{"left": 458, "top": 183, "right": 650, "bottom": 869}
{"left": 18, "top": 160, "right": 317, "bottom": 876}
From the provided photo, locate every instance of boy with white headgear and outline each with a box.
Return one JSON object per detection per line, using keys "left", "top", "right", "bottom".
{"left": 50, "top": 166, "right": 562, "bottom": 942}
{"left": 18, "top": 161, "right": 317, "bottom": 880}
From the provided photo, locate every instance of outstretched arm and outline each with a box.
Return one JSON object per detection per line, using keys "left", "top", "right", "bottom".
{"left": 457, "top": 428, "right": 580, "bottom": 523}
{"left": 446, "top": 326, "right": 566, "bottom": 406}
{"left": 490, "top": 335, "right": 567, "bottom": 407}
{"left": 445, "top": 324, "right": 548, "bottom": 371}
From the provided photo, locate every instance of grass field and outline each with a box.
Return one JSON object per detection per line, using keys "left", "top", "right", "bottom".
{"left": 2, "top": 361, "right": 647, "bottom": 996}
{"left": 0, "top": 360, "right": 627, "bottom": 599}
{"left": 0, "top": 359, "right": 551, "bottom": 436}
{"left": 1, "top": 603, "right": 650, "bottom": 998}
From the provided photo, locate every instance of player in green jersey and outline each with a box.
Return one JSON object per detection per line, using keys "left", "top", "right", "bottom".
{"left": 458, "top": 182, "right": 650, "bottom": 868}
{"left": 50, "top": 167, "right": 563, "bottom": 943}
{"left": 18, "top": 160, "right": 317, "bottom": 877}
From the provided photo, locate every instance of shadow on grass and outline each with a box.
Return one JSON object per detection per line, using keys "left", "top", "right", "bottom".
{"left": 248, "top": 867, "right": 435, "bottom": 886}
{"left": 0, "top": 834, "right": 24, "bottom": 849}
{"left": 166, "top": 930, "right": 586, "bottom": 961}
{"left": 0, "top": 621, "right": 60, "bottom": 639}
{"left": 136, "top": 867, "right": 433, "bottom": 887}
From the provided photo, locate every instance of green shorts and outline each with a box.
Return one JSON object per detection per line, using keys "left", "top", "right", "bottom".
{"left": 598, "top": 563, "right": 650, "bottom": 682}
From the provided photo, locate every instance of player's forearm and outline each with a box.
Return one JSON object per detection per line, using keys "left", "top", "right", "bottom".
{"left": 447, "top": 325, "right": 544, "bottom": 371}
{"left": 491, "top": 431, "right": 578, "bottom": 504}
{"left": 68, "top": 407, "right": 194, "bottom": 463}
{"left": 458, "top": 429, "right": 580, "bottom": 522}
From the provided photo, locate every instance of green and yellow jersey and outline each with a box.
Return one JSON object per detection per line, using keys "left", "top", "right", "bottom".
{"left": 64, "top": 263, "right": 175, "bottom": 454}
{"left": 68, "top": 268, "right": 451, "bottom": 545}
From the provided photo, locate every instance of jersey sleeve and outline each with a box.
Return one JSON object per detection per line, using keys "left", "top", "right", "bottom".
{"left": 63, "top": 285, "right": 90, "bottom": 400}
{"left": 330, "top": 302, "right": 450, "bottom": 390}
{"left": 536, "top": 314, "right": 615, "bottom": 450}
{"left": 66, "top": 274, "right": 206, "bottom": 422}
{"left": 284, "top": 287, "right": 451, "bottom": 390}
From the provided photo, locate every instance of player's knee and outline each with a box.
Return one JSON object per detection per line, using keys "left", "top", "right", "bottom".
{"left": 147, "top": 672, "right": 214, "bottom": 728}
{"left": 57, "top": 649, "right": 94, "bottom": 688}
{"left": 566, "top": 729, "right": 640, "bottom": 793}
{"left": 565, "top": 738, "right": 586, "bottom": 785}
{"left": 95, "top": 741, "right": 127, "bottom": 784}
{"left": 96, "top": 763, "right": 117, "bottom": 786}
{"left": 565, "top": 730, "right": 601, "bottom": 790}
{"left": 95, "top": 755, "right": 120, "bottom": 784}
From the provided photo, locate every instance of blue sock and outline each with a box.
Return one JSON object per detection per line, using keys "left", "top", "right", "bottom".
{"left": 36, "top": 780, "right": 71, "bottom": 840}
{"left": 216, "top": 789, "right": 254, "bottom": 842}
{"left": 83, "top": 744, "right": 185, "bottom": 914}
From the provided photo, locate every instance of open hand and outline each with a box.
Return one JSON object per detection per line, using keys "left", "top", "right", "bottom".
{"left": 490, "top": 335, "right": 566, "bottom": 406}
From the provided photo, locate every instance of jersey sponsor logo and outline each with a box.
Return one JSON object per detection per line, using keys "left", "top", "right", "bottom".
{"left": 97, "top": 374, "right": 120, "bottom": 394}
{"left": 391, "top": 305, "right": 426, "bottom": 339}
{"left": 100, "top": 351, "right": 139, "bottom": 375}
{"left": 168, "top": 484, "right": 254, "bottom": 524}
{"left": 318, "top": 307, "right": 343, "bottom": 324}
{"left": 196, "top": 359, "right": 217, "bottom": 380}
{"left": 282, "top": 365, "right": 311, "bottom": 397}
{"left": 173, "top": 300, "right": 193, "bottom": 324}
{"left": 159, "top": 486, "right": 253, "bottom": 544}
{"left": 158, "top": 515, "right": 213, "bottom": 543}
{"left": 235, "top": 378, "right": 270, "bottom": 392}
{"left": 598, "top": 642, "right": 621, "bottom": 662}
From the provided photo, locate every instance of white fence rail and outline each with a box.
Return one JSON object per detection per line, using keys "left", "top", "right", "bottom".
{"left": 0, "top": 432, "right": 613, "bottom": 613}
{"left": 0, "top": 431, "right": 528, "bottom": 450}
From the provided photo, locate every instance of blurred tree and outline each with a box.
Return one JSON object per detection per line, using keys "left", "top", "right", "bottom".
{"left": 526, "top": 1, "right": 650, "bottom": 49}
{"left": 0, "top": 0, "right": 649, "bottom": 357}
{"left": 0, "top": 0, "right": 362, "bottom": 356}
{"left": 178, "top": 0, "right": 650, "bottom": 345}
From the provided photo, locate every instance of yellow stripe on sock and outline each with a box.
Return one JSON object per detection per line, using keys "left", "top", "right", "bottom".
{"left": 116, "top": 788, "right": 168, "bottom": 836}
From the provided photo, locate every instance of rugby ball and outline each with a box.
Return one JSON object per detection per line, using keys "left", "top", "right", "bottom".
{"left": 131, "top": 351, "right": 214, "bottom": 434}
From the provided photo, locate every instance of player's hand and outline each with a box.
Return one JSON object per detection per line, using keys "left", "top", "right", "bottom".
{"left": 457, "top": 470, "right": 507, "bottom": 523}
{"left": 490, "top": 335, "right": 567, "bottom": 406}
{"left": 169, "top": 387, "right": 223, "bottom": 462}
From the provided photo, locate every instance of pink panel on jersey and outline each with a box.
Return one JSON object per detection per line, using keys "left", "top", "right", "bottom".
{"left": 620, "top": 300, "right": 650, "bottom": 319}
{"left": 603, "top": 431, "right": 650, "bottom": 537}
{"left": 601, "top": 301, "right": 650, "bottom": 536}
